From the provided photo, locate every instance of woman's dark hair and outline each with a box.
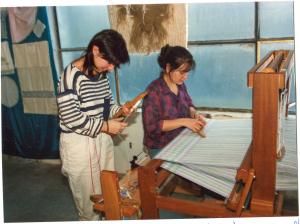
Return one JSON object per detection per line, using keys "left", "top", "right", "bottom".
{"left": 157, "top": 44, "right": 195, "bottom": 76}
{"left": 82, "top": 29, "right": 130, "bottom": 76}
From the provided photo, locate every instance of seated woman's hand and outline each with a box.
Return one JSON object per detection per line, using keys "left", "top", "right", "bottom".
{"left": 184, "top": 118, "right": 205, "bottom": 133}
{"left": 195, "top": 114, "right": 206, "bottom": 126}
{"left": 189, "top": 107, "right": 206, "bottom": 126}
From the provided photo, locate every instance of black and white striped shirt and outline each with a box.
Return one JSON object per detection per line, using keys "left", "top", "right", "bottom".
{"left": 57, "top": 64, "right": 120, "bottom": 137}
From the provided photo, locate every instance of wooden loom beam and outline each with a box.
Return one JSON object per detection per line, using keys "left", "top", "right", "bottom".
{"left": 226, "top": 144, "right": 253, "bottom": 211}
{"left": 262, "top": 52, "right": 284, "bottom": 73}
{"left": 248, "top": 51, "right": 274, "bottom": 76}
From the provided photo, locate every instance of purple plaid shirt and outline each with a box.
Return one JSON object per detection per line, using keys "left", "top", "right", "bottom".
{"left": 142, "top": 77, "right": 195, "bottom": 149}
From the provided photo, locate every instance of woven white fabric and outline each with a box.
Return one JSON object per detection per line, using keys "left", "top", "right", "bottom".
{"left": 156, "top": 118, "right": 297, "bottom": 198}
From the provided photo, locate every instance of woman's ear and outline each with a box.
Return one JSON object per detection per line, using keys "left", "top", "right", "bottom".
{"left": 92, "top": 45, "right": 100, "bottom": 56}
{"left": 166, "top": 63, "right": 171, "bottom": 73}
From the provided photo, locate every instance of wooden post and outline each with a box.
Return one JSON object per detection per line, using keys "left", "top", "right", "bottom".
{"left": 247, "top": 50, "right": 294, "bottom": 216}
{"left": 138, "top": 160, "right": 160, "bottom": 219}
{"left": 100, "top": 170, "right": 122, "bottom": 220}
{"left": 250, "top": 71, "right": 285, "bottom": 215}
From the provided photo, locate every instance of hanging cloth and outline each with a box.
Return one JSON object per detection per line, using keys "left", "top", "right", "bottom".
{"left": 13, "top": 41, "right": 57, "bottom": 115}
{"left": 8, "top": 7, "right": 37, "bottom": 43}
{"left": 1, "top": 41, "right": 15, "bottom": 74}
{"left": 108, "top": 4, "right": 187, "bottom": 54}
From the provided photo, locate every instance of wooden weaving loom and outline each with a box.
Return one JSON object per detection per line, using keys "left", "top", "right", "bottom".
{"left": 138, "top": 50, "right": 296, "bottom": 218}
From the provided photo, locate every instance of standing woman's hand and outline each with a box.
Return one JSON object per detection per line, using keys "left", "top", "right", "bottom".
{"left": 121, "top": 104, "right": 134, "bottom": 117}
{"left": 102, "top": 118, "right": 128, "bottom": 134}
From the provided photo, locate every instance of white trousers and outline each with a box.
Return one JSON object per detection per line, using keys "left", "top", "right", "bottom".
{"left": 59, "top": 132, "right": 115, "bottom": 221}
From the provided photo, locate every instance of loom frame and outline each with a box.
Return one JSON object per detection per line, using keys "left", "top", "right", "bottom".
{"left": 138, "top": 50, "right": 295, "bottom": 218}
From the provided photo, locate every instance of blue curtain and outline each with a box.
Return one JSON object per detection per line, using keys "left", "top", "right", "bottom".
{"left": 1, "top": 7, "right": 59, "bottom": 159}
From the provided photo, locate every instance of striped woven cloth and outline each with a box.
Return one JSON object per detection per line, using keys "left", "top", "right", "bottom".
{"left": 155, "top": 117, "right": 297, "bottom": 198}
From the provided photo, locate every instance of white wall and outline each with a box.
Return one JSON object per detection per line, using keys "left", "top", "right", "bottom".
{"left": 113, "top": 111, "right": 147, "bottom": 173}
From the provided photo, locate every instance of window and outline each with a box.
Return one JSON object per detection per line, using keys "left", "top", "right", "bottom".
{"left": 56, "top": 6, "right": 110, "bottom": 67}
{"left": 259, "top": 2, "right": 294, "bottom": 38}
{"left": 187, "top": 44, "right": 254, "bottom": 109}
{"left": 188, "top": 2, "right": 255, "bottom": 41}
{"left": 52, "top": 2, "right": 294, "bottom": 110}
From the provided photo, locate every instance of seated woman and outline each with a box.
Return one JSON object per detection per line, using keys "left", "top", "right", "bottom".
{"left": 142, "top": 44, "right": 206, "bottom": 158}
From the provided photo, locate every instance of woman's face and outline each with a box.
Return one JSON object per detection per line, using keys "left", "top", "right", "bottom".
{"left": 92, "top": 45, "right": 115, "bottom": 73}
{"left": 168, "top": 63, "right": 190, "bottom": 85}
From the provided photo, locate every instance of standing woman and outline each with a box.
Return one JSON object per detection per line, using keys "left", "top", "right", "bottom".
{"left": 142, "top": 44, "right": 206, "bottom": 158}
{"left": 57, "top": 29, "right": 131, "bottom": 220}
